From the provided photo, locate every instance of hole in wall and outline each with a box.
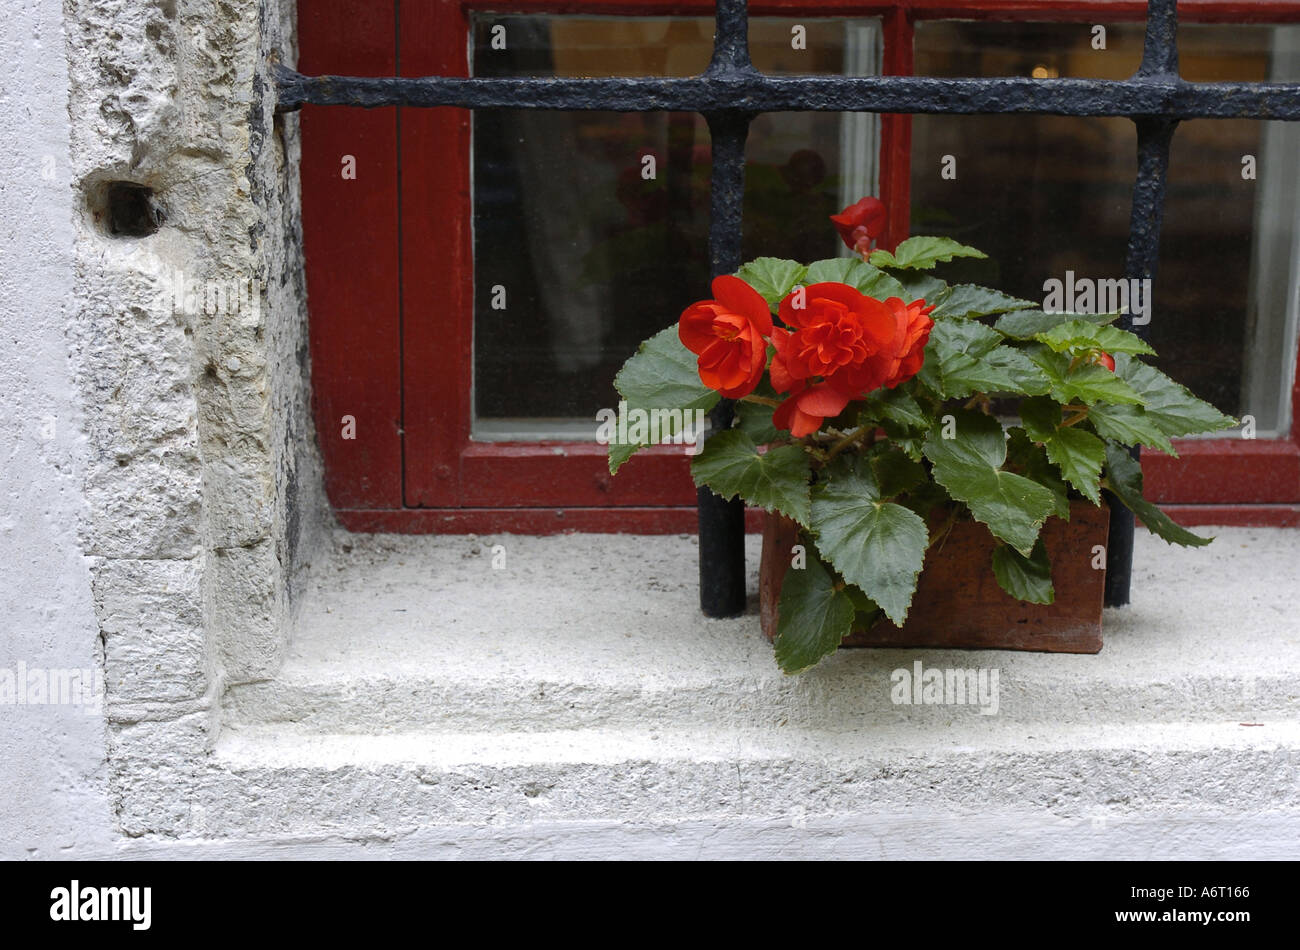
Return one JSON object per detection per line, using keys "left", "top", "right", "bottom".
{"left": 92, "top": 181, "right": 164, "bottom": 237}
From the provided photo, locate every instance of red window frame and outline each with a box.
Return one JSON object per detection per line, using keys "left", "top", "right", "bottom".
{"left": 299, "top": 0, "right": 1300, "bottom": 534}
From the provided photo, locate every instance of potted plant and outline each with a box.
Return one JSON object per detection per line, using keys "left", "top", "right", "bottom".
{"left": 607, "top": 197, "right": 1235, "bottom": 673}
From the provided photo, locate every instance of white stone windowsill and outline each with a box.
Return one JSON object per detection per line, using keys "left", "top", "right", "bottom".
{"left": 197, "top": 526, "right": 1300, "bottom": 845}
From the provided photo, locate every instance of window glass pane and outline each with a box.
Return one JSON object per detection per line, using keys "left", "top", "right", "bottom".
{"left": 912, "top": 21, "right": 1300, "bottom": 435}
{"left": 469, "top": 15, "right": 880, "bottom": 440}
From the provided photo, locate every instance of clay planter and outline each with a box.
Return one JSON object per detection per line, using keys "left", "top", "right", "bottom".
{"left": 760, "top": 502, "right": 1110, "bottom": 654}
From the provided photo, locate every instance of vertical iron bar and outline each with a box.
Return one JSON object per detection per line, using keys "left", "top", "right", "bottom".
{"left": 1107, "top": 0, "right": 1180, "bottom": 607}
{"left": 699, "top": 109, "right": 752, "bottom": 618}
{"left": 698, "top": 0, "right": 753, "bottom": 618}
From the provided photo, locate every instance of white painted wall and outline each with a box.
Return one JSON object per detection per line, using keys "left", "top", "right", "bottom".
{"left": 0, "top": 0, "right": 114, "bottom": 859}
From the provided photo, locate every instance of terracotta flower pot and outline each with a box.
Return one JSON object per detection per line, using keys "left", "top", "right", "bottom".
{"left": 760, "top": 502, "right": 1110, "bottom": 653}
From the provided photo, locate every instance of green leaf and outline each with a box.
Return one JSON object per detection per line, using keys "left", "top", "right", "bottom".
{"left": 1007, "top": 428, "right": 1071, "bottom": 520}
{"left": 926, "top": 319, "right": 1051, "bottom": 399}
{"left": 1025, "top": 345, "right": 1143, "bottom": 406}
{"left": 609, "top": 326, "right": 720, "bottom": 473}
{"left": 991, "top": 539, "right": 1055, "bottom": 605}
{"left": 1034, "top": 320, "right": 1156, "bottom": 357}
{"left": 893, "top": 271, "right": 950, "bottom": 306}
{"left": 1103, "top": 443, "right": 1212, "bottom": 547}
{"left": 690, "top": 429, "right": 812, "bottom": 525}
{"left": 994, "top": 309, "right": 1120, "bottom": 340}
{"left": 862, "top": 387, "right": 929, "bottom": 431}
{"left": 809, "top": 468, "right": 929, "bottom": 625}
{"left": 736, "top": 258, "right": 806, "bottom": 310}
{"left": 922, "top": 410, "right": 1057, "bottom": 556}
{"left": 1087, "top": 404, "right": 1176, "bottom": 455}
{"left": 869, "top": 236, "right": 988, "bottom": 271}
{"left": 1113, "top": 354, "right": 1237, "bottom": 437}
{"left": 869, "top": 445, "right": 928, "bottom": 498}
{"left": 735, "top": 399, "right": 781, "bottom": 446}
{"left": 1019, "top": 397, "right": 1105, "bottom": 504}
{"left": 773, "top": 549, "right": 857, "bottom": 674}
{"left": 802, "top": 257, "right": 906, "bottom": 300}
{"left": 930, "top": 284, "right": 1037, "bottom": 321}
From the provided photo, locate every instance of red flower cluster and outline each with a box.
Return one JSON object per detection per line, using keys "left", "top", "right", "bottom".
{"left": 677, "top": 277, "right": 935, "bottom": 437}
{"left": 677, "top": 198, "right": 934, "bottom": 437}
{"left": 770, "top": 285, "right": 935, "bottom": 436}
{"left": 829, "top": 196, "right": 887, "bottom": 258}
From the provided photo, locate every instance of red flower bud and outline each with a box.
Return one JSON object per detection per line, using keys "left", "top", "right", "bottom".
{"left": 829, "top": 197, "right": 887, "bottom": 257}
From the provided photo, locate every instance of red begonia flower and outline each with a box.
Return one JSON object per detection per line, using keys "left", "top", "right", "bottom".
{"left": 769, "top": 284, "right": 935, "bottom": 437}
{"left": 678, "top": 275, "right": 773, "bottom": 398}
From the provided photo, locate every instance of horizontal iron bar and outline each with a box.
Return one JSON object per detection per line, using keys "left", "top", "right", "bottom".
{"left": 276, "top": 66, "right": 1300, "bottom": 120}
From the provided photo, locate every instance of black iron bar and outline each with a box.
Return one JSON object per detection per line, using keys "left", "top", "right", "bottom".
{"left": 698, "top": 0, "right": 753, "bottom": 618}
{"left": 276, "top": 68, "right": 1300, "bottom": 120}
{"left": 1107, "top": 0, "right": 1181, "bottom": 607}
{"left": 699, "top": 109, "right": 752, "bottom": 618}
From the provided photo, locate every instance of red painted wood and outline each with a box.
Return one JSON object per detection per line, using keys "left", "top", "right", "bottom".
{"left": 337, "top": 506, "right": 701, "bottom": 533}
{"left": 880, "top": 6, "right": 913, "bottom": 252}
{"left": 1156, "top": 504, "right": 1300, "bottom": 527}
{"left": 1147, "top": 439, "right": 1300, "bottom": 503}
{"left": 399, "top": 1, "right": 474, "bottom": 507}
{"left": 459, "top": 444, "right": 697, "bottom": 506}
{"left": 300, "top": 1, "right": 403, "bottom": 509}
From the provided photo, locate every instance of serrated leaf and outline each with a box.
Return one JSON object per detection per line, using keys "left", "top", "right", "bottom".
{"left": 991, "top": 539, "right": 1055, "bottom": 605}
{"left": 609, "top": 326, "right": 720, "bottom": 473}
{"left": 736, "top": 258, "right": 806, "bottom": 310}
{"left": 1113, "top": 354, "right": 1237, "bottom": 437}
{"left": 994, "top": 309, "right": 1120, "bottom": 339}
{"left": 773, "top": 550, "right": 857, "bottom": 674}
{"left": 930, "top": 284, "right": 1036, "bottom": 321}
{"left": 1007, "top": 428, "right": 1071, "bottom": 520}
{"left": 809, "top": 468, "right": 929, "bottom": 625}
{"left": 1087, "top": 404, "right": 1176, "bottom": 455}
{"left": 802, "top": 257, "right": 907, "bottom": 300}
{"left": 1025, "top": 345, "right": 1143, "bottom": 406}
{"left": 1044, "top": 426, "right": 1106, "bottom": 505}
{"left": 922, "top": 410, "right": 1057, "bottom": 555}
{"left": 869, "top": 236, "right": 988, "bottom": 271}
{"left": 1103, "top": 443, "right": 1212, "bottom": 547}
{"left": 690, "top": 429, "right": 812, "bottom": 524}
{"left": 1018, "top": 397, "right": 1105, "bottom": 504}
{"left": 1034, "top": 320, "right": 1156, "bottom": 357}
{"left": 927, "top": 319, "right": 1051, "bottom": 399}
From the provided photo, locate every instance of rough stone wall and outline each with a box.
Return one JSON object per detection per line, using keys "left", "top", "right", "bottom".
{"left": 61, "top": 0, "right": 323, "bottom": 834}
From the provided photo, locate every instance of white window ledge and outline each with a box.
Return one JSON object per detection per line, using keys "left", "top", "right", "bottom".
{"left": 185, "top": 526, "right": 1300, "bottom": 849}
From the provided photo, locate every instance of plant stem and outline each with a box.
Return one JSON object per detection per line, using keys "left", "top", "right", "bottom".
{"left": 740, "top": 394, "right": 781, "bottom": 408}
{"left": 1060, "top": 407, "right": 1090, "bottom": 427}
{"left": 823, "top": 426, "right": 872, "bottom": 464}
